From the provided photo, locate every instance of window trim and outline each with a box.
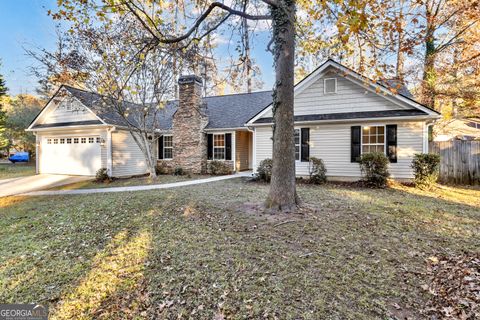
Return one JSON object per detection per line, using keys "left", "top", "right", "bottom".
{"left": 213, "top": 133, "right": 226, "bottom": 161}
{"left": 324, "top": 78, "right": 337, "bottom": 94}
{"left": 361, "top": 125, "right": 386, "bottom": 155}
{"left": 162, "top": 135, "right": 173, "bottom": 160}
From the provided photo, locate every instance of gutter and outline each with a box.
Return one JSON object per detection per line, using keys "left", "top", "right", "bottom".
{"left": 26, "top": 124, "right": 111, "bottom": 132}
{"left": 247, "top": 115, "right": 441, "bottom": 127}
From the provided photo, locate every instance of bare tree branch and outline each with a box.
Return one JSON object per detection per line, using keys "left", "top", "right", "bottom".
{"left": 123, "top": 1, "right": 271, "bottom": 45}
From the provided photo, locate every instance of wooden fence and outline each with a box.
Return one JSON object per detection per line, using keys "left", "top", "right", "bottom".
{"left": 429, "top": 140, "right": 480, "bottom": 185}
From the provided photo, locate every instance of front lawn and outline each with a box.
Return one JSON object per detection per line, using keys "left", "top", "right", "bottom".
{"left": 0, "top": 163, "right": 36, "bottom": 180}
{"left": 0, "top": 180, "right": 478, "bottom": 319}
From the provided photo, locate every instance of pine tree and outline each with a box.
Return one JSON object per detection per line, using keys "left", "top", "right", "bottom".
{"left": 0, "top": 67, "right": 7, "bottom": 97}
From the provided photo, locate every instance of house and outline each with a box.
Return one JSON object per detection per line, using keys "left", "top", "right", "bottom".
{"left": 27, "top": 59, "right": 441, "bottom": 180}
{"left": 433, "top": 118, "right": 480, "bottom": 141}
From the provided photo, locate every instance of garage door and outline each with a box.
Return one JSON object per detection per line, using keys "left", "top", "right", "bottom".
{"left": 40, "top": 136, "right": 102, "bottom": 175}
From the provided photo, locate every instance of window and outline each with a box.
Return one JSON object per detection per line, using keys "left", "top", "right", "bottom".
{"left": 60, "top": 138, "right": 65, "bottom": 144}
{"left": 362, "top": 126, "right": 385, "bottom": 153}
{"left": 213, "top": 134, "right": 225, "bottom": 160}
{"left": 81, "top": 138, "right": 86, "bottom": 143}
{"left": 66, "top": 138, "right": 72, "bottom": 144}
{"left": 53, "top": 139, "right": 58, "bottom": 144}
{"left": 163, "top": 135, "right": 173, "bottom": 159}
{"left": 324, "top": 78, "right": 337, "bottom": 94}
{"left": 74, "top": 138, "right": 79, "bottom": 144}
{"left": 294, "top": 129, "right": 300, "bottom": 160}
{"left": 96, "top": 137, "right": 101, "bottom": 143}
{"left": 47, "top": 139, "right": 52, "bottom": 144}
{"left": 88, "top": 137, "right": 94, "bottom": 143}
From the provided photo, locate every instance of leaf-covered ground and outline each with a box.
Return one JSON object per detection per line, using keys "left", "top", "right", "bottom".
{"left": 0, "top": 179, "right": 479, "bottom": 319}
{"left": 49, "top": 174, "right": 212, "bottom": 190}
{"left": 0, "top": 163, "right": 36, "bottom": 180}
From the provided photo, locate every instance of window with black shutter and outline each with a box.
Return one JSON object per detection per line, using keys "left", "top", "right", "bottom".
{"left": 301, "top": 128, "right": 310, "bottom": 162}
{"left": 225, "top": 133, "right": 232, "bottom": 160}
{"left": 351, "top": 126, "right": 361, "bottom": 162}
{"left": 158, "top": 136, "right": 164, "bottom": 160}
{"left": 207, "top": 134, "right": 213, "bottom": 160}
{"left": 386, "top": 124, "right": 397, "bottom": 163}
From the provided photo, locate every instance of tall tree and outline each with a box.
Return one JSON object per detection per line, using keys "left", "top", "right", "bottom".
{"left": 0, "top": 60, "right": 9, "bottom": 152}
{"left": 50, "top": 0, "right": 402, "bottom": 211}
{"left": 416, "top": 0, "right": 479, "bottom": 110}
{"left": 2, "top": 94, "right": 44, "bottom": 154}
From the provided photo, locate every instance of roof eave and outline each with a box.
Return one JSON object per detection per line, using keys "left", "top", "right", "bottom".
{"left": 26, "top": 124, "right": 112, "bottom": 132}
{"left": 248, "top": 114, "right": 440, "bottom": 127}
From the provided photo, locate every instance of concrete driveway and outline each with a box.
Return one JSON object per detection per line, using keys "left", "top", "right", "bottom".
{"left": 0, "top": 174, "right": 92, "bottom": 197}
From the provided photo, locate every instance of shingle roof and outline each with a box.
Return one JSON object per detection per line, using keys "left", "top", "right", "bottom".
{"left": 64, "top": 85, "right": 273, "bottom": 130}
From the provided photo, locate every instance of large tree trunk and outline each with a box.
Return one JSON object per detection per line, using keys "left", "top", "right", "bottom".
{"left": 421, "top": 2, "right": 437, "bottom": 109}
{"left": 395, "top": 0, "right": 406, "bottom": 83}
{"left": 265, "top": 0, "right": 298, "bottom": 212}
{"left": 242, "top": 0, "right": 252, "bottom": 93}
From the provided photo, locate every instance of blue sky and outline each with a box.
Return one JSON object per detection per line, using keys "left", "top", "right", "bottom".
{"left": 0, "top": 0, "right": 60, "bottom": 95}
{"left": 0, "top": 0, "right": 274, "bottom": 96}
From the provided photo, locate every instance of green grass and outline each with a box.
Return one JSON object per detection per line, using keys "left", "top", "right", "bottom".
{"left": 1, "top": 179, "right": 479, "bottom": 319}
{"left": 0, "top": 163, "right": 36, "bottom": 180}
{"left": 49, "top": 174, "right": 211, "bottom": 190}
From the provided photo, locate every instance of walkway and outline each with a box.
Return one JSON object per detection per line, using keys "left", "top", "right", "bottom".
{"left": 20, "top": 171, "right": 253, "bottom": 197}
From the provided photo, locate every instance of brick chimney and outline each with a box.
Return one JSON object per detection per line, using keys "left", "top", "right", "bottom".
{"left": 172, "top": 75, "right": 208, "bottom": 174}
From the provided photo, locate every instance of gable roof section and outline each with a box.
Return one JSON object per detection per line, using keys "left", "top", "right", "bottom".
{"left": 30, "top": 85, "right": 273, "bottom": 131}
{"left": 27, "top": 86, "right": 109, "bottom": 130}
{"left": 247, "top": 59, "right": 440, "bottom": 125}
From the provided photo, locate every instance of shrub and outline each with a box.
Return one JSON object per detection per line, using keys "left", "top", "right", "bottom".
{"left": 209, "top": 160, "right": 233, "bottom": 175}
{"left": 95, "top": 168, "right": 110, "bottom": 182}
{"left": 173, "top": 167, "right": 185, "bottom": 176}
{"left": 411, "top": 153, "right": 441, "bottom": 189}
{"left": 256, "top": 158, "right": 273, "bottom": 182}
{"left": 359, "top": 152, "right": 390, "bottom": 187}
{"left": 308, "top": 157, "right": 327, "bottom": 184}
{"left": 155, "top": 162, "right": 170, "bottom": 175}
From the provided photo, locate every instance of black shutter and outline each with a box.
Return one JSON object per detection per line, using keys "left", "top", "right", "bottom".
{"left": 158, "top": 136, "right": 164, "bottom": 159}
{"left": 225, "top": 133, "right": 232, "bottom": 160}
{"left": 386, "top": 124, "right": 397, "bottom": 163}
{"left": 207, "top": 134, "right": 213, "bottom": 160}
{"left": 301, "top": 128, "right": 310, "bottom": 162}
{"left": 351, "top": 126, "right": 361, "bottom": 162}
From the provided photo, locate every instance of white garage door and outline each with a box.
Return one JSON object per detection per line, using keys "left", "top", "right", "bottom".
{"left": 40, "top": 136, "right": 102, "bottom": 175}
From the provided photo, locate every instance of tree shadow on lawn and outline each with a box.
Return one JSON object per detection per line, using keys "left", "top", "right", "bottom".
{"left": 0, "top": 193, "right": 153, "bottom": 309}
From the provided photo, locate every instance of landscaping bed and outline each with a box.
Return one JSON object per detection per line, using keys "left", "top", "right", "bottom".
{"left": 0, "top": 179, "right": 479, "bottom": 319}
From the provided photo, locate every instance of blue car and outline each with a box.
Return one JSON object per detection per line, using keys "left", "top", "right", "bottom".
{"left": 8, "top": 152, "right": 30, "bottom": 163}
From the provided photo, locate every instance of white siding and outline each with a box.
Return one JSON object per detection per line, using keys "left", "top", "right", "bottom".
{"left": 262, "top": 71, "right": 412, "bottom": 118}
{"left": 40, "top": 98, "right": 99, "bottom": 124}
{"left": 254, "top": 121, "right": 424, "bottom": 180}
{"left": 112, "top": 130, "right": 148, "bottom": 177}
